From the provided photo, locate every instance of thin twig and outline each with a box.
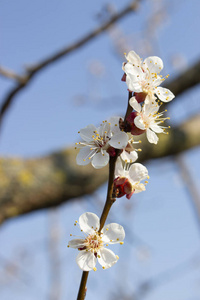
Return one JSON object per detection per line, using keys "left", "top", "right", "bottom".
{"left": 0, "top": 66, "right": 24, "bottom": 82}
{"left": 0, "top": 0, "right": 141, "bottom": 131}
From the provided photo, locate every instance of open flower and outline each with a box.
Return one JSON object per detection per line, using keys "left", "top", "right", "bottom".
{"left": 129, "top": 97, "right": 170, "bottom": 144}
{"left": 68, "top": 212, "right": 125, "bottom": 271}
{"left": 113, "top": 158, "right": 149, "bottom": 199}
{"left": 75, "top": 117, "right": 128, "bottom": 169}
{"left": 123, "top": 50, "right": 175, "bottom": 103}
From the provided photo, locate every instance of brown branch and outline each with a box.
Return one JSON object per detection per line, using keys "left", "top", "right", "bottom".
{"left": 0, "top": 66, "right": 24, "bottom": 82}
{"left": 165, "top": 60, "right": 200, "bottom": 98}
{"left": 0, "top": 0, "right": 141, "bottom": 130}
{"left": 0, "top": 114, "right": 200, "bottom": 225}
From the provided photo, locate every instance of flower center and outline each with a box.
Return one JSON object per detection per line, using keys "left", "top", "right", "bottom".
{"left": 85, "top": 233, "right": 103, "bottom": 252}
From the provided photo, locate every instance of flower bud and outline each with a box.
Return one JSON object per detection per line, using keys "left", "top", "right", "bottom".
{"left": 113, "top": 176, "right": 134, "bottom": 199}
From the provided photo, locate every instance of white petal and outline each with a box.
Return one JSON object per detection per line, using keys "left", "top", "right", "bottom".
{"left": 98, "top": 122, "right": 110, "bottom": 138}
{"left": 120, "top": 150, "right": 138, "bottom": 163}
{"left": 76, "top": 250, "right": 97, "bottom": 271}
{"left": 102, "top": 223, "right": 125, "bottom": 244}
{"left": 109, "top": 116, "right": 121, "bottom": 134}
{"left": 143, "top": 101, "right": 159, "bottom": 115}
{"left": 155, "top": 87, "right": 175, "bottom": 102}
{"left": 129, "top": 97, "right": 142, "bottom": 112}
{"left": 109, "top": 132, "right": 128, "bottom": 149}
{"left": 134, "top": 183, "right": 146, "bottom": 193}
{"left": 97, "top": 248, "right": 118, "bottom": 269}
{"left": 115, "top": 158, "right": 125, "bottom": 177}
{"left": 126, "top": 74, "right": 143, "bottom": 93}
{"left": 125, "top": 50, "right": 142, "bottom": 66}
{"left": 79, "top": 212, "right": 100, "bottom": 234}
{"left": 76, "top": 147, "right": 95, "bottom": 166}
{"left": 92, "top": 151, "right": 109, "bottom": 169}
{"left": 134, "top": 115, "right": 146, "bottom": 130}
{"left": 150, "top": 123, "right": 163, "bottom": 133}
{"left": 129, "top": 163, "right": 148, "bottom": 182}
{"left": 146, "top": 128, "right": 158, "bottom": 144}
{"left": 68, "top": 239, "right": 85, "bottom": 249}
{"left": 143, "top": 56, "right": 163, "bottom": 74}
{"left": 80, "top": 124, "right": 97, "bottom": 142}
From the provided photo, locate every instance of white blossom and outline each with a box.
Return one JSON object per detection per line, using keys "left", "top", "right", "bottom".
{"left": 129, "top": 97, "right": 170, "bottom": 144}
{"left": 114, "top": 158, "right": 149, "bottom": 198}
{"left": 75, "top": 117, "right": 128, "bottom": 169}
{"left": 123, "top": 50, "right": 175, "bottom": 103}
{"left": 68, "top": 212, "right": 125, "bottom": 271}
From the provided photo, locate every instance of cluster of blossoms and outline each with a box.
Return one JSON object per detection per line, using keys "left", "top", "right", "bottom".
{"left": 69, "top": 51, "right": 175, "bottom": 271}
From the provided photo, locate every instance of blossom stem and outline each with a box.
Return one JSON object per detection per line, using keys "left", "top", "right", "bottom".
{"left": 76, "top": 91, "right": 132, "bottom": 299}
{"left": 99, "top": 155, "right": 118, "bottom": 231}
{"left": 77, "top": 271, "right": 89, "bottom": 300}
{"left": 124, "top": 91, "right": 133, "bottom": 121}
{"left": 99, "top": 91, "right": 133, "bottom": 231}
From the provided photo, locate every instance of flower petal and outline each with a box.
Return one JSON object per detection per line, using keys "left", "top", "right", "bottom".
{"left": 109, "top": 132, "right": 128, "bottom": 149}
{"left": 150, "top": 123, "right": 163, "bottom": 133}
{"left": 125, "top": 50, "right": 142, "bottom": 66}
{"left": 109, "top": 116, "right": 121, "bottom": 134}
{"left": 115, "top": 158, "right": 126, "bottom": 177}
{"left": 76, "top": 147, "right": 95, "bottom": 166}
{"left": 102, "top": 223, "right": 125, "bottom": 244}
{"left": 143, "top": 56, "right": 163, "bottom": 74}
{"left": 134, "top": 115, "right": 146, "bottom": 130}
{"left": 126, "top": 74, "right": 143, "bottom": 93}
{"left": 129, "top": 163, "right": 148, "bottom": 182}
{"left": 92, "top": 151, "right": 109, "bottom": 169}
{"left": 129, "top": 97, "right": 142, "bottom": 112}
{"left": 68, "top": 239, "right": 85, "bottom": 249}
{"left": 155, "top": 87, "right": 175, "bottom": 102}
{"left": 79, "top": 212, "right": 100, "bottom": 234}
{"left": 76, "top": 250, "right": 97, "bottom": 271}
{"left": 120, "top": 149, "right": 138, "bottom": 163}
{"left": 146, "top": 128, "right": 158, "bottom": 144}
{"left": 97, "top": 248, "right": 118, "bottom": 269}
{"left": 134, "top": 183, "right": 146, "bottom": 193}
{"left": 80, "top": 124, "right": 97, "bottom": 142}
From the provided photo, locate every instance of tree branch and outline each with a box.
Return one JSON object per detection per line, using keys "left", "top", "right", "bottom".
{"left": 0, "top": 114, "right": 200, "bottom": 224}
{"left": 0, "top": 0, "right": 141, "bottom": 130}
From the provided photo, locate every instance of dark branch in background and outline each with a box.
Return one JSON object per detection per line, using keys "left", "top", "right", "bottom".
{"left": 0, "top": 114, "right": 200, "bottom": 225}
{"left": 165, "top": 60, "right": 200, "bottom": 97}
{"left": 0, "top": 66, "right": 24, "bottom": 82}
{"left": 0, "top": 0, "right": 141, "bottom": 130}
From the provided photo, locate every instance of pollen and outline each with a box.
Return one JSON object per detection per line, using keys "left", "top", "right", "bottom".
{"left": 116, "top": 255, "right": 119, "bottom": 260}
{"left": 93, "top": 267, "right": 97, "bottom": 271}
{"left": 120, "top": 242, "right": 124, "bottom": 245}
{"left": 102, "top": 266, "right": 105, "bottom": 269}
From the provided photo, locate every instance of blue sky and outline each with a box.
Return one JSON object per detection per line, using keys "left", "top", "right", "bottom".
{"left": 0, "top": 0, "right": 200, "bottom": 299}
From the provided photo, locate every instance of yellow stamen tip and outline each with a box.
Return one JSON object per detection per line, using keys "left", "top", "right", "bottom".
{"left": 93, "top": 267, "right": 97, "bottom": 271}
